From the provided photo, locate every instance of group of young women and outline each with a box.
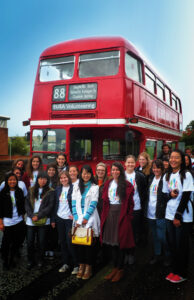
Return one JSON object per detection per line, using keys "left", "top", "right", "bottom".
{"left": 0, "top": 150, "right": 193, "bottom": 284}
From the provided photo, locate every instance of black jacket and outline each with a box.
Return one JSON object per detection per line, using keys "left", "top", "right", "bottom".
{"left": 0, "top": 187, "right": 25, "bottom": 219}
{"left": 144, "top": 174, "right": 168, "bottom": 219}
{"left": 135, "top": 171, "right": 147, "bottom": 210}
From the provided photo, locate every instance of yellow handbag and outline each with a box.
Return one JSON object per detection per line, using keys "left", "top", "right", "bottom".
{"left": 71, "top": 227, "right": 93, "bottom": 246}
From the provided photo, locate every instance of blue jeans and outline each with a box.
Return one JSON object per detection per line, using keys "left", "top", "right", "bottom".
{"left": 56, "top": 216, "right": 78, "bottom": 266}
{"left": 166, "top": 219, "right": 191, "bottom": 277}
{"left": 148, "top": 218, "right": 170, "bottom": 256}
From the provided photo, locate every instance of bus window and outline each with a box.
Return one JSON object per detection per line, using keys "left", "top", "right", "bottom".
{"left": 103, "top": 139, "right": 124, "bottom": 160}
{"left": 32, "top": 129, "right": 66, "bottom": 152}
{"left": 145, "top": 140, "right": 157, "bottom": 160}
{"left": 125, "top": 53, "right": 142, "bottom": 83}
{"left": 145, "top": 67, "right": 155, "bottom": 94}
{"left": 171, "top": 94, "right": 177, "bottom": 110}
{"left": 165, "top": 87, "right": 171, "bottom": 105}
{"left": 39, "top": 56, "right": 75, "bottom": 82}
{"left": 156, "top": 140, "right": 163, "bottom": 158}
{"left": 156, "top": 79, "right": 164, "bottom": 100}
{"left": 79, "top": 50, "right": 120, "bottom": 78}
{"left": 70, "top": 139, "right": 91, "bottom": 161}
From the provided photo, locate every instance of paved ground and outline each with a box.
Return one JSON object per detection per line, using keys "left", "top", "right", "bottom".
{"left": 0, "top": 231, "right": 194, "bottom": 300}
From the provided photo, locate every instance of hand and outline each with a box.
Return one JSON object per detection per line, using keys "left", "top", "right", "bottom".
{"left": 0, "top": 223, "right": 4, "bottom": 231}
{"left": 171, "top": 190, "right": 179, "bottom": 198}
{"left": 173, "top": 218, "right": 181, "bottom": 227}
{"left": 75, "top": 222, "right": 80, "bottom": 227}
{"left": 32, "top": 215, "right": 38, "bottom": 222}
{"left": 69, "top": 215, "right": 73, "bottom": 220}
{"left": 51, "top": 222, "right": 55, "bottom": 228}
{"left": 82, "top": 218, "right": 88, "bottom": 225}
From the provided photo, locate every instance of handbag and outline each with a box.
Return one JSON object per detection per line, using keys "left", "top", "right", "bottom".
{"left": 71, "top": 226, "right": 93, "bottom": 246}
{"left": 32, "top": 214, "right": 47, "bottom": 226}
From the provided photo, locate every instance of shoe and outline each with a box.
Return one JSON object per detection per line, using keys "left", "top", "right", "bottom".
{"left": 77, "top": 264, "right": 85, "bottom": 278}
{"left": 128, "top": 255, "right": 135, "bottom": 265}
{"left": 71, "top": 266, "right": 79, "bottom": 275}
{"left": 165, "top": 273, "right": 174, "bottom": 281}
{"left": 170, "top": 274, "right": 187, "bottom": 283}
{"left": 104, "top": 268, "right": 118, "bottom": 280}
{"left": 48, "top": 251, "right": 54, "bottom": 260}
{"left": 82, "top": 264, "right": 92, "bottom": 280}
{"left": 59, "top": 264, "right": 69, "bottom": 273}
{"left": 111, "top": 269, "right": 124, "bottom": 282}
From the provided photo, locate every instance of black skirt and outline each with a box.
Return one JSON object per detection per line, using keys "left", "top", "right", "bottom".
{"left": 102, "top": 204, "right": 121, "bottom": 246}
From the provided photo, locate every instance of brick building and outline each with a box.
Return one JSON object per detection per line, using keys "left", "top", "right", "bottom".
{"left": 0, "top": 116, "right": 10, "bottom": 156}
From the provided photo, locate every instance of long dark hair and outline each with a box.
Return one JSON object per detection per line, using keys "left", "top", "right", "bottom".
{"left": 33, "top": 171, "right": 50, "bottom": 199}
{"left": 2, "top": 173, "right": 18, "bottom": 193}
{"left": 26, "top": 155, "right": 43, "bottom": 179}
{"left": 79, "top": 165, "right": 96, "bottom": 195}
{"left": 151, "top": 159, "right": 164, "bottom": 174}
{"left": 165, "top": 149, "right": 186, "bottom": 184}
{"left": 46, "top": 163, "right": 59, "bottom": 187}
{"left": 112, "top": 162, "right": 126, "bottom": 200}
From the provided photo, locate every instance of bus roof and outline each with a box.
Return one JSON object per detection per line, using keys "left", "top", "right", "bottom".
{"left": 40, "top": 36, "right": 140, "bottom": 57}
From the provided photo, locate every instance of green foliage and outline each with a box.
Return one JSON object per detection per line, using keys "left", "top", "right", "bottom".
{"left": 180, "top": 120, "right": 194, "bottom": 147}
{"left": 8, "top": 136, "right": 30, "bottom": 155}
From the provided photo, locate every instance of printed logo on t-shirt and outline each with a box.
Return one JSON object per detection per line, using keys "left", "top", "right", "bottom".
{"left": 59, "top": 191, "right": 68, "bottom": 203}
{"left": 150, "top": 182, "right": 158, "bottom": 196}
{"left": 168, "top": 178, "right": 178, "bottom": 191}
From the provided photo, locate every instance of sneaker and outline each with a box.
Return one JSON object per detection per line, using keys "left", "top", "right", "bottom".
{"left": 165, "top": 273, "right": 174, "bottom": 281}
{"left": 71, "top": 266, "right": 79, "bottom": 275}
{"left": 170, "top": 274, "right": 187, "bottom": 283}
{"left": 59, "top": 264, "right": 69, "bottom": 273}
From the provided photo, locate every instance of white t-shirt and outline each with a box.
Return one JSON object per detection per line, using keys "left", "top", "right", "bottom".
{"left": 57, "top": 186, "right": 72, "bottom": 219}
{"left": 162, "top": 171, "right": 194, "bottom": 222}
{"left": 0, "top": 181, "right": 27, "bottom": 197}
{"left": 125, "top": 171, "right": 141, "bottom": 210}
{"left": 3, "top": 191, "right": 23, "bottom": 226}
{"left": 147, "top": 177, "right": 161, "bottom": 219}
{"left": 30, "top": 170, "right": 38, "bottom": 187}
{"left": 108, "top": 180, "right": 120, "bottom": 204}
{"left": 26, "top": 188, "right": 50, "bottom": 226}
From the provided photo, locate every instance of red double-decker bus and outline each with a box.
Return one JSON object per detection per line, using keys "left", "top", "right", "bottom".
{"left": 25, "top": 37, "right": 183, "bottom": 170}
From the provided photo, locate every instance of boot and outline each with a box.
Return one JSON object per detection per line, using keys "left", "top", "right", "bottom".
{"left": 104, "top": 268, "right": 118, "bottom": 280}
{"left": 76, "top": 264, "right": 85, "bottom": 279}
{"left": 111, "top": 269, "right": 124, "bottom": 282}
{"left": 82, "top": 264, "right": 92, "bottom": 280}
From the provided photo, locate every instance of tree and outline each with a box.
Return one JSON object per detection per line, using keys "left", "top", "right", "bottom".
{"left": 180, "top": 120, "right": 194, "bottom": 147}
{"left": 8, "top": 136, "right": 29, "bottom": 156}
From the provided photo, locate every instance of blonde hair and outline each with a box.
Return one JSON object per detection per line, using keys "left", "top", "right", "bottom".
{"left": 138, "top": 152, "right": 151, "bottom": 176}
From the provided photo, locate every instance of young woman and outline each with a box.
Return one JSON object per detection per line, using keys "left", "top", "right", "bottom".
{"left": 69, "top": 165, "right": 79, "bottom": 187}
{"left": 12, "top": 159, "right": 26, "bottom": 176}
{"left": 56, "top": 153, "right": 69, "bottom": 174}
{"left": 163, "top": 150, "right": 193, "bottom": 283}
{"left": 95, "top": 162, "right": 108, "bottom": 217}
{"left": 51, "top": 171, "right": 78, "bottom": 274}
{"left": 25, "top": 171, "right": 55, "bottom": 268}
{"left": 145, "top": 159, "right": 170, "bottom": 265}
{"left": 46, "top": 163, "right": 59, "bottom": 189}
{"left": 72, "top": 165, "right": 100, "bottom": 280}
{"left": 23, "top": 156, "right": 43, "bottom": 189}
{"left": 100, "top": 162, "right": 134, "bottom": 282}
{"left": 125, "top": 155, "right": 146, "bottom": 264}
{"left": 0, "top": 173, "right": 25, "bottom": 269}
{"left": 162, "top": 156, "right": 170, "bottom": 173}
{"left": 136, "top": 152, "right": 151, "bottom": 180}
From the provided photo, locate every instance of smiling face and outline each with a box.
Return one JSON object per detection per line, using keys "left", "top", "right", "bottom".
{"left": 32, "top": 158, "right": 40, "bottom": 170}
{"left": 111, "top": 165, "right": 120, "bottom": 181}
{"left": 169, "top": 151, "right": 182, "bottom": 172}
{"left": 81, "top": 169, "right": 92, "bottom": 183}
{"left": 8, "top": 176, "right": 17, "bottom": 190}
{"left": 60, "top": 174, "right": 69, "bottom": 187}
{"left": 16, "top": 160, "right": 24, "bottom": 169}
{"left": 125, "top": 157, "right": 136, "bottom": 173}
{"left": 38, "top": 177, "right": 47, "bottom": 188}
{"left": 96, "top": 166, "right": 106, "bottom": 180}
{"left": 152, "top": 164, "right": 162, "bottom": 178}
{"left": 56, "top": 155, "right": 66, "bottom": 167}
{"left": 139, "top": 156, "right": 147, "bottom": 168}
{"left": 69, "top": 167, "right": 79, "bottom": 183}
{"left": 47, "top": 167, "right": 56, "bottom": 178}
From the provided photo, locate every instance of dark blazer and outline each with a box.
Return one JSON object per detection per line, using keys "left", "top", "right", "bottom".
{"left": 0, "top": 187, "right": 25, "bottom": 219}
{"left": 100, "top": 179, "right": 135, "bottom": 249}
{"left": 51, "top": 184, "right": 73, "bottom": 222}
{"left": 144, "top": 174, "right": 168, "bottom": 219}
{"left": 25, "top": 187, "right": 55, "bottom": 220}
{"left": 134, "top": 171, "right": 147, "bottom": 210}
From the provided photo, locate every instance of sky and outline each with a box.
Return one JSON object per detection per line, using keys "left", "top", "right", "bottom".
{"left": 0, "top": 0, "right": 194, "bottom": 136}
